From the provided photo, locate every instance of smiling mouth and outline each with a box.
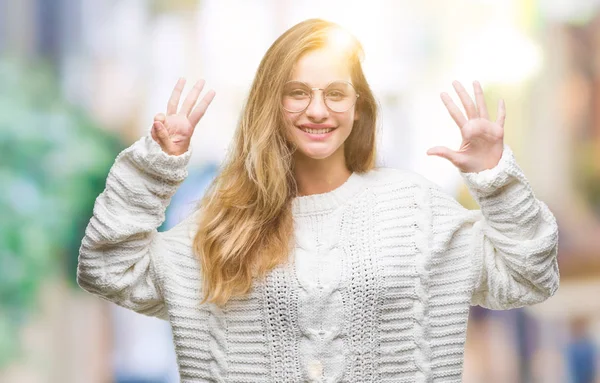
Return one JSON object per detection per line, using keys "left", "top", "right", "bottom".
{"left": 298, "top": 127, "right": 336, "bottom": 134}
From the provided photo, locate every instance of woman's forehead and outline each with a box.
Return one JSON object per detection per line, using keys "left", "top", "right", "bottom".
{"left": 289, "top": 48, "right": 352, "bottom": 86}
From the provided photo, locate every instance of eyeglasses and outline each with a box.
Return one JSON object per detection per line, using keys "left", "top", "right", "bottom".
{"left": 281, "top": 80, "right": 359, "bottom": 113}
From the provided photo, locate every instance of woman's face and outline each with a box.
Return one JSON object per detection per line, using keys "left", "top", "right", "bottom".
{"left": 283, "top": 48, "right": 359, "bottom": 162}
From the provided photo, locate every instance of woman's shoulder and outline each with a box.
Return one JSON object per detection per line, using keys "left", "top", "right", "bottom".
{"left": 357, "top": 167, "right": 467, "bottom": 216}
{"left": 361, "top": 166, "right": 441, "bottom": 191}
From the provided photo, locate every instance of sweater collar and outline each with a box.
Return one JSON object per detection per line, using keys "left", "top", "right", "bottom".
{"left": 291, "top": 171, "right": 367, "bottom": 216}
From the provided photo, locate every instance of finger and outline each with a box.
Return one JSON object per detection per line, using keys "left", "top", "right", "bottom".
{"left": 180, "top": 79, "right": 206, "bottom": 116}
{"left": 452, "top": 80, "right": 478, "bottom": 119}
{"left": 427, "top": 146, "right": 462, "bottom": 166}
{"left": 473, "top": 81, "right": 489, "bottom": 120}
{"left": 151, "top": 122, "right": 159, "bottom": 142}
{"left": 189, "top": 89, "right": 216, "bottom": 128}
{"left": 441, "top": 92, "right": 467, "bottom": 128}
{"left": 496, "top": 99, "right": 506, "bottom": 128}
{"left": 154, "top": 113, "right": 166, "bottom": 123}
{"left": 167, "top": 78, "right": 186, "bottom": 115}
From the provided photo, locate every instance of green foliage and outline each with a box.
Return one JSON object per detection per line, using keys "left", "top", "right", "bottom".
{"left": 0, "top": 57, "right": 123, "bottom": 367}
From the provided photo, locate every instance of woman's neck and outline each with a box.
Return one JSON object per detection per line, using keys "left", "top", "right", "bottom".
{"left": 293, "top": 150, "right": 351, "bottom": 196}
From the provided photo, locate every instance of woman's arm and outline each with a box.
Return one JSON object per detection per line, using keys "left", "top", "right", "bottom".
{"left": 77, "top": 78, "right": 215, "bottom": 319}
{"left": 426, "top": 80, "right": 559, "bottom": 309}
{"left": 76, "top": 135, "right": 191, "bottom": 319}
{"left": 464, "top": 145, "right": 558, "bottom": 309}
{"left": 427, "top": 145, "right": 559, "bottom": 310}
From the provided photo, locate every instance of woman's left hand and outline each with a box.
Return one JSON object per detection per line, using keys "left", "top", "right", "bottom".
{"left": 427, "top": 80, "right": 505, "bottom": 173}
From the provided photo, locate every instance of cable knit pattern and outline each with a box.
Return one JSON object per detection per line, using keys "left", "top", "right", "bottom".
{"left": 412, "top": 182, "right": 433, "bottom": 382}
{"left": 77, "top": 137, "right": 559, "bottom": 382}
{"left": 262, "top": 264, "right": 303, "bottom": 382}
{"left": 338, "top": 193, "right": 385, "bottom": 382}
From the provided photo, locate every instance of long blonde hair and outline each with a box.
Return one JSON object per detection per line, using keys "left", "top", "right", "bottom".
{"left": 193, "top": 19, "right": 379, "bottom": 306}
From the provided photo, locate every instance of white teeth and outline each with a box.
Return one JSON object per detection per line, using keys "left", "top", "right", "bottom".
{"left": 301, "top": 128, "right": 334, "bottom": 134}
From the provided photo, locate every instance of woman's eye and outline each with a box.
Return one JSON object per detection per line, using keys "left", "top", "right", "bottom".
{"left": 289, "top": 90, "right": 309, "bottom": 97}
{"left": 326, "top": 91, "right": 345, "bottom": 98}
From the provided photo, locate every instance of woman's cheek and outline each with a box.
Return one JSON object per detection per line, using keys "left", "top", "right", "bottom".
{"left": 283, "top": 114, "right": 299, "bottom": 142}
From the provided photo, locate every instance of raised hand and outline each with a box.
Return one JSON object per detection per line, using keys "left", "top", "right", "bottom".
{"left": 427, "top": 80, "right": 505, "bottom": 173}
{"left": 151, "top": 78, "right": 216, "bottom": 156}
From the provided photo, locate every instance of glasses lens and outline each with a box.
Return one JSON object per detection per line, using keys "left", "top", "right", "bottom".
{"left": 324, "top": 81, "right": 357, "bottom": 112}
{"left": 282, "top": 81, "right": 310, "bottom": 112}
{"left": 281, "top": 81, "right": 358, "bottom": 112}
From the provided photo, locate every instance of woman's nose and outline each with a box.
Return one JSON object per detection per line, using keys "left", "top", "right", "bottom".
{"left": 305, "top": 91, "right": 329, "bottom": 120}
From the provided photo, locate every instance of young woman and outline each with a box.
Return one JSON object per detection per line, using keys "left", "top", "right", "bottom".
{"left": 77, "top": 18, "right": 559, "bottom": 382}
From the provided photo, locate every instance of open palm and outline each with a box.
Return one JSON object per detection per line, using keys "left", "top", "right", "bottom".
{"left": 427, "top": 80, "right": 505, "bottom": 173}
{"left": 151, "top": 78, "right": 216, "bottom": 156}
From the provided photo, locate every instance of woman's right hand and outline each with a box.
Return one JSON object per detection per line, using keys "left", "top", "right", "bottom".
{"left": 151, "top": 78, "right": 216, "bottom": 156}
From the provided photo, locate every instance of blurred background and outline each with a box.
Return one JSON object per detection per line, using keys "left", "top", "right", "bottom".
{"left": 1, "top": 0, "right": 599, "bottom": 382}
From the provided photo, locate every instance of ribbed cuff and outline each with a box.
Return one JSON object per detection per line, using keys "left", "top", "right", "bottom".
{"left": 459, "top": 144, "right": 526, "bottom": 197}
{"left": 117, "top": 132, "right": 192, "bottom": 183}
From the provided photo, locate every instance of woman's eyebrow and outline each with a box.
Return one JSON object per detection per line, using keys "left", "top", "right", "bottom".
{"left": 287, "top": 80, "right": 349, "bottom": 87}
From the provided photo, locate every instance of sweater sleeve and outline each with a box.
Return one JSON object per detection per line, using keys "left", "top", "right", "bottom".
{"left": 428, "top": 145, "right": 559, "bottom": 310}
{"left": 76, "top": 133, "right": 191, "bottom": 320}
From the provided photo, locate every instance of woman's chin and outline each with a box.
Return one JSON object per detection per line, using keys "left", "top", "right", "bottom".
{"left": 296, "top": 145, "right": 337, "bottom": 160}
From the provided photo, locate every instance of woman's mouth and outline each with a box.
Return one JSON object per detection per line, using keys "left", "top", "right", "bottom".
{"left": 299, "top": 127, "right": 335, "bottom": 134}
{"left": 297, "top": 126, "right": 337, "bottom": 140}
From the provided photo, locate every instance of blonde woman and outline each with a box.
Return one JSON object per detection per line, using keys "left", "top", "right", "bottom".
{"left": 77, "top": 18, "right": 559, "bottom": 382}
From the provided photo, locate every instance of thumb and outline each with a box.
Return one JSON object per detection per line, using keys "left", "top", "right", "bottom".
{"left": 151, "top": 121, "right": 172, "bottom": 149}
{"left": 427, "top": 146, "right": 460, "bottom": 164}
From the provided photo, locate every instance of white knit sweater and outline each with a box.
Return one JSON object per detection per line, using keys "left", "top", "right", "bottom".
{"left": 77, "top": 134, "right": 559, "bottom": 382}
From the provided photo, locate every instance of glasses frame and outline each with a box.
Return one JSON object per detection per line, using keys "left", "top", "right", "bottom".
{"left": 281, "top": 80, "right": 360, "bottom": 113}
